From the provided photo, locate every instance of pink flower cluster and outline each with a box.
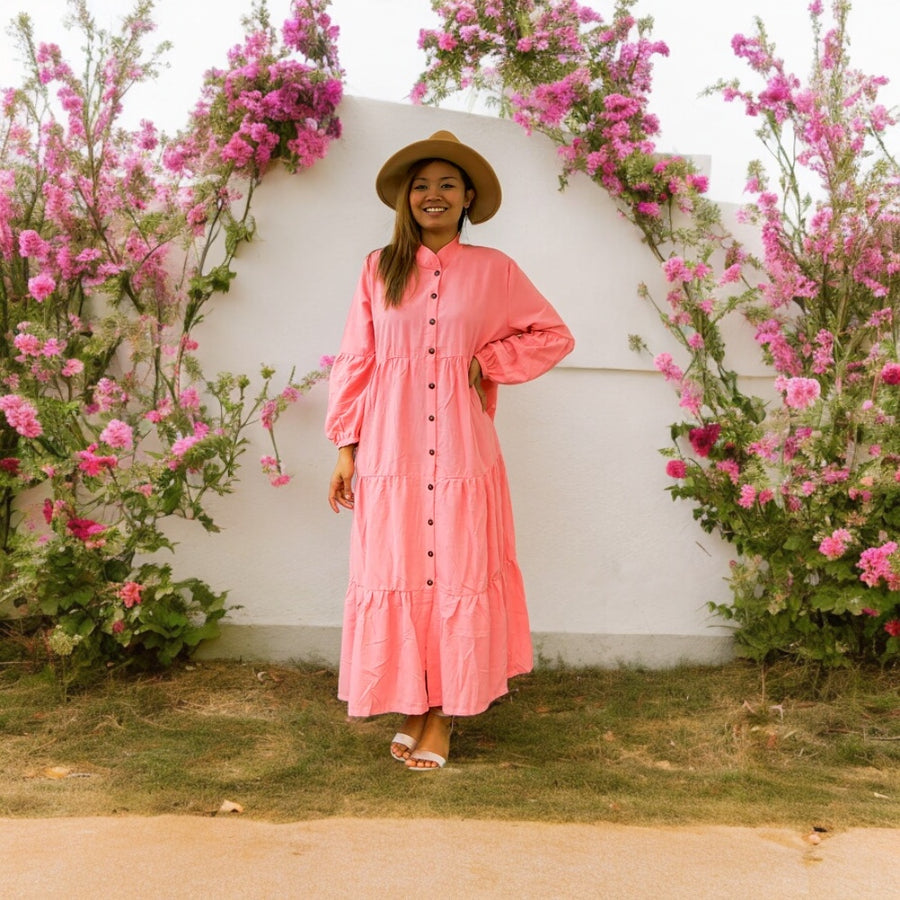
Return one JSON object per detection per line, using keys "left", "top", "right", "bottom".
{"left": 170, "top": 422, "right": 210, "bottom": 462}
{"left": 653, "top": 352, "right": 683, "bottom": 383}
{"left": 181, "top": 0, "right": 343, "bottom": 177}
{"left": 777, "top": 376, "right": 821, "bottom": 410}
{"left": 66, "top": 517, "right": 106, "bottom": 544}
{"left": 419, "top": 1, "right": 694, "bottom": 219}
{"left": 857, "top": 541, "right": 900, "bottom": 590}
{"left": 118, "top": 581, "right": 143, "bottom": 608}
{"left": 260, "top": 454, "right": 291, "bottom": 487}
{"left": 0, "top": 394, "right": 43, "bottom": 438}
{"left": 99, "top": 419, "right": 134, "bottom": 450}
{"left": 77, "top": 445, "right": 118, "bottom": 476}
{"left": 818, "top": 528, "right": 852, "bottom": 560}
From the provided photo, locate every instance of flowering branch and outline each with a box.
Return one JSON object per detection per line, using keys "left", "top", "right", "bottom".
{"left": 0, "top": 0, "right": 343, "bottom": 679}
{"left": 417, "top": 0, "right": 900, "bottom": 664}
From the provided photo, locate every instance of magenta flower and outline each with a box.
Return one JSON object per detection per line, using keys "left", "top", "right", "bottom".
{"left": 666, "top": 459, "right": 687, "bottom": 478}
{"left": 171, "top": 423, "right": 209, "bottom": 459}
{"left": 66, "top": 517, "right": 106, "bottom": 541}
{"left": 663, "top": 256, "right": 690, "bottom": 283}
{"left": 688, "top": 423, "right": 721, "bottom": 457}
{"left": 41, "top": 338, "right": 65, "bottom": 357}
{"left": 77, "top": 445, "right": 118, "bottom": 476}
{"left": 0, "top": 457, "right": 21, "bottom": 475}
{"left": 260, "top": 399, "right": 278, "bottom": 430}
{"left": 636, "top": 200, "right": 660, "bottom": 217}
{"left": 27, "top": 273, "right": 56, "bottom": 302}
{"left": 737, "top": 484, "right": 757, "bottom": 508}
{"left": 885, "top": 620, "right": 900, "bottom": 638}
{"left": 858, "top": 542, "right": 900, "bottom": 589}
{"left": 880, "top": 363, "right": 900, "bottom": 385}
{"left": 718, "top": 264, "right": 742, "bottom": 285}
{"left": 18, "top": 229, "right": 50, "bottom": 258}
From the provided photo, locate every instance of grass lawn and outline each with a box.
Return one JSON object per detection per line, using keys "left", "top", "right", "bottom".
{"left": 1, "top": 647, "right": 898, "bottom": 828}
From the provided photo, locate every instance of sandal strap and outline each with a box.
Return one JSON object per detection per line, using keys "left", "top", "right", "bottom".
{"left": 391, "top": 732, "right": 418, "bottom": 750}
{"left": 408, "top": 750, "right": 447, "bottom": 768}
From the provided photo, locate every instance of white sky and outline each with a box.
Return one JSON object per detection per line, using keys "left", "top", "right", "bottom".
{"left": 1, "top": 0, "right": 897, "bottom": 201}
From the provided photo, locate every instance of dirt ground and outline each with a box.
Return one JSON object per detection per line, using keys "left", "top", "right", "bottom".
{"left": 1, "top": 815, "right": 898, "bottom": 899}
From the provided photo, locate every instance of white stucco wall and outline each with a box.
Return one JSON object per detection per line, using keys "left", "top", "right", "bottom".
{"left": 179, "top": 95, "right": 762, "bottom": 667}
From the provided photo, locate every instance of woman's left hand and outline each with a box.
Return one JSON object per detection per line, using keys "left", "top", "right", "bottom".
{"left": 468, "top": 356, "right": 487, "bottom": 412}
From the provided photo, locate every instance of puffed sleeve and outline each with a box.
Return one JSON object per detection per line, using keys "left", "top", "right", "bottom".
{"left": 474, "top": 259, "right": 574, "bottom": 384}
{"left": 324, "top": 256, "right": 377, "bottom": 447}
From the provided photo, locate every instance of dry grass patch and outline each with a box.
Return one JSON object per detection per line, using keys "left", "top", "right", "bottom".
{"left": 0, "top": 646, "right": 898, "bottom": 827}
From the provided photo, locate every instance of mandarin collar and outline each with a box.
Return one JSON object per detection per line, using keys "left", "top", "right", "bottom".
{"left": 415, "top": 234, "right": 464, "bottom": 268}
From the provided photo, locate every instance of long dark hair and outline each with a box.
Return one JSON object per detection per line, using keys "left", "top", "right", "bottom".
{"left": 377, "top": 158, "right": 473, "bottom": 308}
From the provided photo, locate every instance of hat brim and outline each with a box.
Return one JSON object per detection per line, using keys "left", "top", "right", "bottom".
{"left": 375, "top": 133, "right": 502, "bottom": 224}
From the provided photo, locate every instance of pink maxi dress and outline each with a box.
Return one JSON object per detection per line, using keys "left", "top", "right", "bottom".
{"left": 325, "top": 235, "right": 574, "bottom": 717}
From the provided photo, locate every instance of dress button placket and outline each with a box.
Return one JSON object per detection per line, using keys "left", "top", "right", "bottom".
{"left": 425, "top": 271, "right": 440, "bottom": 591}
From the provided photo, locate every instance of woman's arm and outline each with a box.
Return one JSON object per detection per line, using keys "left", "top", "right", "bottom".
{"left": 474, "top": 260, "right": 574, "bottom": 385}
{"left": 328, "top": 443, "right": 357, "bottom": 513}
{"left": 324, "top": 256, "right": 378, "bottom": 448}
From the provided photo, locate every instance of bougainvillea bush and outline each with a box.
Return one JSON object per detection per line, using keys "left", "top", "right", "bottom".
{"left": 0, "top": 0, "right": 341, "bottom": 681}
{"left": 417, "top": 0, "right": 900, "bottom": 665}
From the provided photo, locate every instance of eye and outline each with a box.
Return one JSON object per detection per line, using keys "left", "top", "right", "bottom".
{"left": 441, "top": 182, "right": 456, "bottom": 190}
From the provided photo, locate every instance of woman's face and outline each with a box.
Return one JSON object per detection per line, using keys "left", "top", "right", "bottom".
{"left": 408, "top": 160, "right": 475, "bottom": 248}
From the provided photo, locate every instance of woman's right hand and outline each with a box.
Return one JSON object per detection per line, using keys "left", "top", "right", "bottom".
{"left": 328, "top": 445, "right": 357, "bottom": 513}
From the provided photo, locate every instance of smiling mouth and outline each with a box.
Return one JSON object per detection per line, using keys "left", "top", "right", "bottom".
{"left": 423, "top": 207, "right": 448, "bottom": 213}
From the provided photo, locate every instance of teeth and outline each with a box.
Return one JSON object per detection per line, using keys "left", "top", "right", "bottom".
{"left": 424, "top": 207, "right": 447, "bottom": 212}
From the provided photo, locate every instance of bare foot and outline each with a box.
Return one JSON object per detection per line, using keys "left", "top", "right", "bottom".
{"left": 405, "top": 710, "right": 452, "bottom": 770}
{"left": 390, "top": 713, "right": 427, "bottom": 761}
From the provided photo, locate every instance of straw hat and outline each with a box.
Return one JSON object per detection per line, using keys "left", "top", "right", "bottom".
{"left": 375, "top": 130, "right": 502, "bottom": 224}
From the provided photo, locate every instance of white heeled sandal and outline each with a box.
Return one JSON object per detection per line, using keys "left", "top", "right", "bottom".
{"left": 406, "top": 711, "right": 453, "bottom": 771}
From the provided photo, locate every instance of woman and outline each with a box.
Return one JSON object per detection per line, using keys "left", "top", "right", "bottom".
{"left": 326, "top": 130, "right": 574, "bottom": 770}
